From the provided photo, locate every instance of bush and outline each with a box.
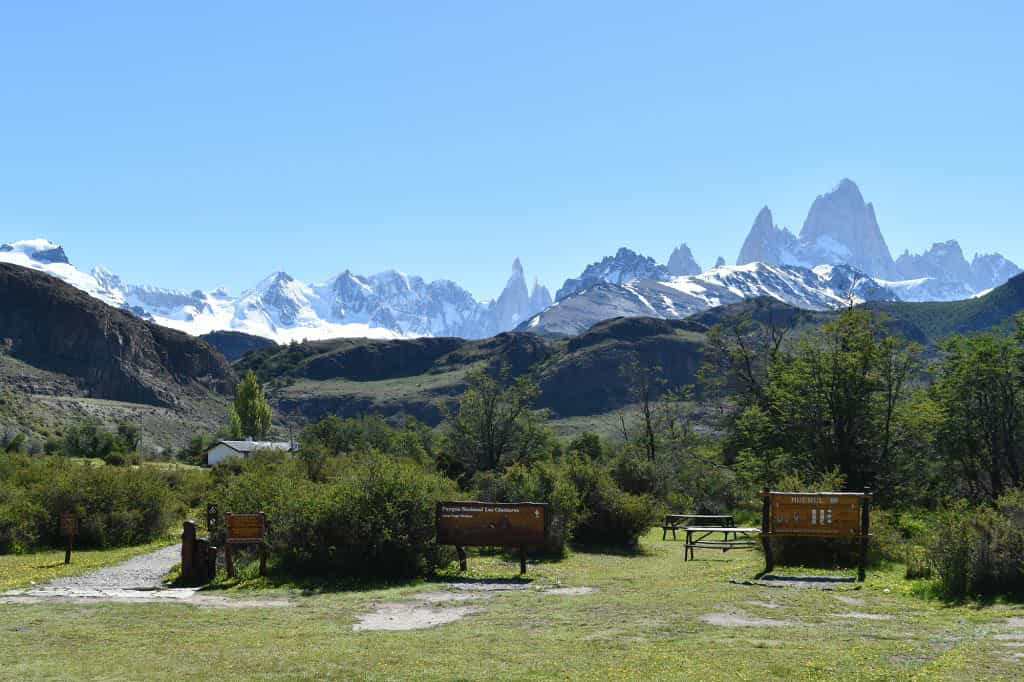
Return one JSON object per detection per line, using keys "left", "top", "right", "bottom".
{"left": 209, "top": 450, "right": 458, "bottom": 579}
{"left": 472, "top": 455, "right": 656, "bottom": 551}
{"left": 0, "top": 455, "right": 178, "bottom": 552}
{"left": 567, "top": 456, "right": 657, "bottom": 549}
{"left": 928, "top": 491, "right": 1024, "bottom": 599}
{"left": 473, "top": 460, "right": 580, "bottom": 553}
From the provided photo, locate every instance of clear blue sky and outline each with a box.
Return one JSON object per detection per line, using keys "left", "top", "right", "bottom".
{"left": 1, "top": 2, "right": 1021, "bottom": 299}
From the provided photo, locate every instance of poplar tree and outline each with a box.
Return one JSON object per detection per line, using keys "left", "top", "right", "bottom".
{"left": 232, "top": 369, "right": 272, "bottom": 439}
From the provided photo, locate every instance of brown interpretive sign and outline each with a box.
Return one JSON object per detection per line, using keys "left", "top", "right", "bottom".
{"left": 761, "top": 488, "right": 872, "bottom": 581}
{"left": 226, "top": 513, "right": 266, "bottom": 543}
{"left": 224, "top": 512, "right": 267, "bottom": 578}
{"left": 768, "top": 492, "right": 865, "bottom": 537}
{"left": 60, "top": 511, "right": 79, "bottom": 537}
{"left": 436, "top": 501, "right": 548, "bottom": 574}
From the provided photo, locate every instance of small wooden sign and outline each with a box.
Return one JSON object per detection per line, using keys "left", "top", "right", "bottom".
{"left": 60, "top": 511, "right": 78, "bottom": 565}
{"left": 60, "top": 511, "right": 79, "bottom": 537}
{"left": 436, "top": 501, "right": 548, "bottom": 574}
{"left": 226, "top": 513, "right": 266, "bottom": 544}
{"left": 224, "top": 512, "right": 267, "bottom": 578}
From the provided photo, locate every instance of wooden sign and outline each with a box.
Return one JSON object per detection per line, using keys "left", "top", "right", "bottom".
{"left": 60, "top": 511, "right": 78, "bottom": 565}
{"left": 767, "top": 492, "right": 865, "bottom": 537}
{"left": 436, "top": 501, "right": 548, "bottom": 574}
{"left": 226, "top": 513, "right": 266, "bottom": 544}
{"left": 437, "top": 502, "right": 546, "bottom": 547}
{"left": 760, "top": 488, "right": 872, "bottom": 581}
{"left": 60, "top": 511, "right": 79, "bottom": 537}
{"left": 224, "top": 512, "right": 267, "bottom": 578}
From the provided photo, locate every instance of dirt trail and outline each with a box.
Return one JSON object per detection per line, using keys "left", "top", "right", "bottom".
{"left": 0, "top": 544, "right": 288, "bottom": 607}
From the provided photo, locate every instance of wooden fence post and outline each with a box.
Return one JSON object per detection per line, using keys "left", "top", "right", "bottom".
{"left": 181, "top": 521, "right": 197, "bottom": 580}
{"left": 760, "top": 487, "right": 774, "bottom": 576}
{"left": 858, "top": 487, "right": 871, "bottom": 582}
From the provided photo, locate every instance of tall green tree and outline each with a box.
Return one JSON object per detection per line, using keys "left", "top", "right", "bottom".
{"left": 931, "top": 331, "right": 1023, "bottom": 500}
{"left": 444, "top": 368, "right": 549, "bottom": 474}
{"left": 232, "top": 369, "right": 272, "bottom": 439}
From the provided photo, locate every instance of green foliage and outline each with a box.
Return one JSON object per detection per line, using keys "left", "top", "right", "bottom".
{"left": 0, "top": 455, "right": 193, "bottom": 553}
{"left": 445, "top": 368, "right": 552, "bottom": 475}
{"left": 232, "top": 369, "right": 272, "bottom": 439}
{"left": 927, "top": 490, "right": 1024, "bottom": 599}
{"left": 178, "top": 433, "right": 216, "bottom": 466}
{"left": 473, "top": 453, "right": 656, "bottom": 551}
{"left": 209, "top": 450, "right": 457, "bottom": 578}
{"left": 931, "top": 331, "right": 1023, "bottom": 501}
{"left": 62, "top": 419, "right": 140, "bottom": 465}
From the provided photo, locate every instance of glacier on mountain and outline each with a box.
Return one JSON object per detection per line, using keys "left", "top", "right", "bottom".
{"left": 0, "top": 240, "right": 551, "bottom": 343}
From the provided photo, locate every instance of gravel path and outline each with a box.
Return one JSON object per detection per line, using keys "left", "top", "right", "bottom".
{"left": 1, "top": 544, "right": 185, "bottom": 603}
{"left": 46, "top": 544, "right": 181, "bottom": 590}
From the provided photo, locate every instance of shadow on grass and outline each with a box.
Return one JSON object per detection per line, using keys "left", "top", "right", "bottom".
{"left": 569, "top": 541, "right": 651, "bottom": 557}
{"left": 176, "top": 558, "right": 424, "bottom": 597}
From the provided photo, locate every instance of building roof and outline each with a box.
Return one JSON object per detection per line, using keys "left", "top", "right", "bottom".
{"left": 213, "top": 440, "right": 293, "bottom": 454}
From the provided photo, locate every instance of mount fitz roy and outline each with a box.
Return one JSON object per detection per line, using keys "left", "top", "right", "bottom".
{"left": 736, "top": 179, "right": 1019, "bottom": 300}
{"left": 521, "top": 178, "right": 1020, "bottom": 335}
{"left": 0, "top": 239, "right": 552, "bottom": 343}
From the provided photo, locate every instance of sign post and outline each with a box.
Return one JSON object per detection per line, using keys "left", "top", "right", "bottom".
{"left": 206, "top": 503, "right": 219, "bottom": 536}
{"left": 225, "top": 512, "right": 267, "bottom": 578}
{"left": 761, "top": 488, "right": 872, "bottom": 580}
{"left": 436, "top": 501, "right": 547, "bottom": 575}
{"left": 60, "top": 511, "right": 79, "bottom": 565}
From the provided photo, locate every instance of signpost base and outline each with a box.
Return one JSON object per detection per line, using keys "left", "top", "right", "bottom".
{"left": 64, "top": 536, "right": 72, "bottom": 565}
{"left": 456, "top": 546, "right": 467, "bottom": 572}
{"left": 520, "top": 546, "right": 527, "bottom": 575}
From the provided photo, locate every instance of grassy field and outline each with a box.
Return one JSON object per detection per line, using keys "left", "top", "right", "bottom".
{"left": 2, "top": 530, "right": 1023, "bottom": 680}
{"left": 0, "top": 538, "right": 178, "bottom": 590}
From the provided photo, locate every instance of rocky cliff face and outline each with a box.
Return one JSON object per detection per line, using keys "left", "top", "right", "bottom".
{"left": 736, "top": 207, "right": 802, "bottom": 266}
{"left": 556, "top": 248, "right": 670, "bottom": 301}
{"left": 799, "top": 179, "right": 896, "bottom": 278}
{"left": 523, "top": 262, "right": 898, "bottom": 336}
{"left": 733, "top": 179, "right": 1020, "bottom": 300}
{"left": 0, "top": 240, "right": 554, "bottom": 342}
{"left": 0, "top": 263, "right": 234, "bottom": 406}
{"left": 667, "top": 243, "right": 701, "bottom": 276}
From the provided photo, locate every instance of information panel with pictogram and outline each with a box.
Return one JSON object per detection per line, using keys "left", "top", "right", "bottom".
{"left": 760, "top": 488, "right": 872, "bottom": 581}
{"left": 436, "top": 501, "right": 548, "bottom": 574}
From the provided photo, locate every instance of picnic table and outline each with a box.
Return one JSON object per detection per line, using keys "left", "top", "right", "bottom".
{"left": 662, "top": 514, "right": 734, "bottom": 540}
{"left": 683, "top": 526, "right": 760, "bottom": 561}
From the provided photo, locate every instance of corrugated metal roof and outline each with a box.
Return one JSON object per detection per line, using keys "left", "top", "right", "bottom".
{"left": 215, "top": 440, "right": 293, "bottom": 453}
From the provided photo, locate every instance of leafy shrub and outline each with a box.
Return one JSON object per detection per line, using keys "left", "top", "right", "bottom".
{"left": 0, "top": 455, "right": 178, "bottom": 552}
{"left": 209, "top": 450, "right": 458, "bottom": 579}
{"left": 928, "top": 491, "right": 1024, "bottom": 599}
{"left": 567, "top": 456, "right": 657, "bottom": 549}
{"left": 474, "top": 460, "right": 580, "bottom": 553}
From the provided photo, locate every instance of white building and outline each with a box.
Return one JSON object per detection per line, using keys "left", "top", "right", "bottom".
{"left": 206, "top": 440, "right": 294, "bottom": 466}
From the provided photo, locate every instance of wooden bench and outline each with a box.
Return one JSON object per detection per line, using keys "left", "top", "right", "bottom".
{"left": 683, "top": 526, "right": 760, "bottom": 561}
{"left": 662, "top": 514, "right": 734, "bottom": 540}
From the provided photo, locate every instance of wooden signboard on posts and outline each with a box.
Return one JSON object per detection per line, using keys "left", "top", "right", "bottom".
{"left": 224, "top": 512, "right": 267, "bottom": 578}
{"left": 436, "top": 501, "right": 547, "bottom": 574}
{"left": 761, "top": 488, "right": 872, "bottom": 580}
{"left": 60, "top": 511, "right": 78, "bottom": 565}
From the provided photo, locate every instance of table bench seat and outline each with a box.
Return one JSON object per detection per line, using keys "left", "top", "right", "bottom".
{"left": 661, "top": 515, "right": 734, "bottom": 540}
{"left": 683, "top": 526, "right": 761, "bottom": 561}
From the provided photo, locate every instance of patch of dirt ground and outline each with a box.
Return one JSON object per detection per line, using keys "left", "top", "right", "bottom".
{"left": 700, "top": 610, "right": 797, "bottom": 627}
{"left": 352, "top": 582, "right": 597, "bottom": 632}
